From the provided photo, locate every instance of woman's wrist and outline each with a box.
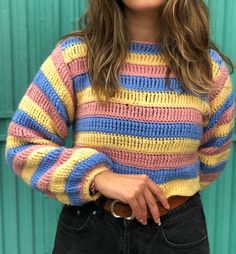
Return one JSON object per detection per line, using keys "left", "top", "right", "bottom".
{"left": 90, "top": 170, "right": 114, "bottom": 195}
{"left": 89, "top": 179, "right": 97, "bottom": 195}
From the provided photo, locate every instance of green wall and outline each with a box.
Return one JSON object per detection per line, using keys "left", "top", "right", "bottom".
{"left": 0, "top": 1, "right": 235, "bottom": 253}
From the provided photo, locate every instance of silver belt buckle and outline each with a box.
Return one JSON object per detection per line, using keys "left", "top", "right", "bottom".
{"left": 110, "top": 199, "right": 135, "bottom": 220}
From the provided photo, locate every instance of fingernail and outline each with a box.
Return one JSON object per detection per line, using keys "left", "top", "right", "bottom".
{"left": 156, "top": 218, "right": 161, "bottom": 226}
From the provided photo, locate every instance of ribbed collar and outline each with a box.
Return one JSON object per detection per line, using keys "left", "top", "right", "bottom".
{"left": 128, "top": 40, "right": 162, "bottom": 54}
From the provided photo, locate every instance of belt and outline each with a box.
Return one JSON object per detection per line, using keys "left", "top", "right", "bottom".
{"left": 94, "top": 195, "right": 192, "bottom": 220}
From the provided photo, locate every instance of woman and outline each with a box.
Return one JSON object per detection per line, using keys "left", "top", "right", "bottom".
{"left": 5, "top": 0, "right": 235, "bottom": 253}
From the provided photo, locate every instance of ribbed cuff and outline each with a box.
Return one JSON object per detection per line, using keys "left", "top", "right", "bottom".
{"left": 81, "top": 165, "right": 111, "bottom": 202}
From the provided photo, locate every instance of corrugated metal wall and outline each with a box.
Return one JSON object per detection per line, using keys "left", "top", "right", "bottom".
{"left": 0, "top": 1, "right": 235, "bottom": 253}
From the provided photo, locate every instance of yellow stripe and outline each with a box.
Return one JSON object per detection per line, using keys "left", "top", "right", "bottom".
{"left": 63, "top": 43, "right": 87, "bottom": 64}
{"left": 212, "top": 60, "right": 221, "bottom": 79}
{"left": 125, "top": 52, "right": 165, "bottom": 65}
{"left": 41, "top": 57, "right": 74, "bottom": 123}
{"left": 6, "top": 135, "right": 57, "bottom": 148}
{"left": 211, "top": 119, "right": 234, "bottom": 137}
{"left": 159, "top": 177, "right": 200, "bottom": 199}
{"left": 21, "top": 146, "right": 56, "bottom": 184}
{"left": 63, "top": 43, "right": 166, "bottom": 66}
{"left": 74, "top": 132, "right": 200, "bottom": 154}
{"left": 76, "top": 86, "right": 210, "bottom": 115}
{"left": 18, "top": 96, "right": 56, "bottom": 134}
{"left": 198, "top": 148, "right": 231, "bottom": 166}
{"left": 55, "top": 193, "right": 70, "bottom": 205}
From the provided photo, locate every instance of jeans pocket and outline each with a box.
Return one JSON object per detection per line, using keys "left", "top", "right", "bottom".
{"left": 58, "top": 204, "right": 94, "bottom": 233}
{"left": 161, "top": 205, "right": 208, "bottom": 249}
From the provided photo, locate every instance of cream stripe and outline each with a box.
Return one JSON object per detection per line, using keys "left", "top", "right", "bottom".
{"left": 76, "top": 86, "right": 210, "bottom": 115}
{"left": 159, "top": 177, "right": 200, "bottom": 198}
{"left": 19, "top": 96, "right": 56, "bottom": 134}
{"left": 74, "top": 132, "right": 200, "bottom": 154}
{"left": 21, "top": 146, "right": 56, "bottom": 184}
{"left": 6, "top": 135, "right": 56, "bottom": 148}
{"left": 198, "top": 148, "right": 231, "bottom": 166}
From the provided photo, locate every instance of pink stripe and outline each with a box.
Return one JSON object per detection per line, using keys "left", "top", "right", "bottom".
{"left": 68, "top": 57, "right": 88, "bottom": 78}
{"left": 74, "top": 145, "right": 198, "bottom": 170}
{"left": 12, "top": 145, "right": 50, "bottom": 177}
{"left": 120, "top": 63, "right": 176, "bottom": 78}
{"left": 200, "top": 171, "right": 221, "bottom": 182}
{"left": 69, "top": 57, "right": 176, "bottom": 79}
{"left": 26, "top": 83, "right": 67, "bottom": 138}
{"left": 209, "top": 64, "right": 229, "bottom": 100}
{"left": 51, "top": 46, "right": 76, "bottom": 110}
{"left": 37, "top": 148, "right": 74, "bottom": 191}
{"left": 76, "top": 101, "right": 203, "bottom": 124}
{"left": 8, "top": 122, "right": 46, "bottom": 139}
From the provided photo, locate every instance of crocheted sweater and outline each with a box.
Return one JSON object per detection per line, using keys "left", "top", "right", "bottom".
{"left": 5, "top": 36, "right": 235, "bottom": 206}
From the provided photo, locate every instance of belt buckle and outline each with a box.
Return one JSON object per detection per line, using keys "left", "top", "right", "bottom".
{"left": 110, "top": 199, "right": 135, "bottom": 220}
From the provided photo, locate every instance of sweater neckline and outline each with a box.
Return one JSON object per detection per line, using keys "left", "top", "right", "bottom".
{"left": 128, "top": 39, "right": 162, "bottom": 54}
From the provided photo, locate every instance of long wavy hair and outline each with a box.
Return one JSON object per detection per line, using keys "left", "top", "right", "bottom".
{"left": 61, "top": 0, "right": 234, "bottom": 102}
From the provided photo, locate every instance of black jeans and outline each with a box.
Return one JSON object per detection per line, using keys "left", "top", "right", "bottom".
{"left": 52, "top": 192, "right": 210, "bottom": 254}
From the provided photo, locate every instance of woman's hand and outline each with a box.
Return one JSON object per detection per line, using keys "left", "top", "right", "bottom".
{"left": 94, "top": 171, "right": 170, "bottom": 225}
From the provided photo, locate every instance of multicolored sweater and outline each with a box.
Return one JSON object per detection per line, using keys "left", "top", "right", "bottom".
{"left": 5, "top": 36, "right": 235, "bottom": 206}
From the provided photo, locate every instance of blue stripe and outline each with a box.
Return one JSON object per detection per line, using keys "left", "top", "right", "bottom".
{"left": 73, "top": 73, "right": 91, "bottom": 92}
{"left": 74, "top": 117, "right": 203, "bottom": 140}
{"left": 119, "top": 76, "right": 187, "bottom": 93}
{"left": 200, "top": 129, "right": 233, "bottom": 148}
{"left": 73, "top": 73, "right": 188, "bottom": 93}
{"left": 33, "top": 70, "right": 69, "bottom": 125}
{"left": 129, "top": 41, "right": 162, "bottom": 54}
{"left": 205, "top": 92, "right": 234, "bottom": 131}
{"left": 112, "top": 160, "right": 200, "bottom": 184}
{"left": 60, "top": 36, "right": 84, "bottom": 50}
{"left": 6, "top": 144, "right": 31, "bottom": 170}
{"left": 199, "top": 160, "right": 227, "bottom": 173}
{"left": 209, "top": 48, "right": 223, "bottom": 68}
{"left": 30, "top": 148, "right": 65, "bottom": 188}
{"left": 65, "top": 152, "right": 113, "bottom": 205}
{"left": 12, "top": 109, "right": 64, "bottom": 145}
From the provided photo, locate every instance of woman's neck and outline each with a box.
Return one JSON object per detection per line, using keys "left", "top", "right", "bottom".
{"left": 123, "top": 7, "right": 162, "bottom": 43}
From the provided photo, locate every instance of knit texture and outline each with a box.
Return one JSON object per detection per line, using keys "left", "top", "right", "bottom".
{"left": 5, "top": 36, "right": 235, "bottom": 206}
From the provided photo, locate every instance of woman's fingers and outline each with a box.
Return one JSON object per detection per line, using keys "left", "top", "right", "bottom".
{"left": 147, "top": 179, "right": 170, "bottom": 210}
{"left": 128, "top": 196, "right": 143, "bottom": 223}
{"left": 143, "top": 188, "right": 161, "bottom": 224}
{"left": 136, "top": 194, "right": 148, "bottom": 224}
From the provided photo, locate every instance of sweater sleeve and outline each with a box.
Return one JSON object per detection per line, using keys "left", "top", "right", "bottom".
{"left": 4, "top": 39, "right": 113, "bottom": 206}
{"left": 198, "top": 49, "right": 235, "bottom": 191}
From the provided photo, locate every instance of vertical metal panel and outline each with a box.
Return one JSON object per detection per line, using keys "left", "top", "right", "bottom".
{"left": 201, "top": 1, "right": 236, "bottom": 254}
{"left": 0, "top": 0, "right": 235, "bottom": 254}
{"left": 0, "top": 1, "right": 87, "bottom": 254}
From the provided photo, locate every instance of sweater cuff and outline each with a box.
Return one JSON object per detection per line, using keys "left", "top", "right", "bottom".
{"left": 80, "top": 165, "right": 111, "bottom": 202}
{"left": 199, "top": 182, "right": 209, "bottom": 191}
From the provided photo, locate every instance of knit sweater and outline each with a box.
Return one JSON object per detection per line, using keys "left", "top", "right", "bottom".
{"left": 5, "top": 36, "right": 235, "bottom": 206}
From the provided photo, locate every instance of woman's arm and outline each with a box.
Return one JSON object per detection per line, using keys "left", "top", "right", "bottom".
{"left": 4, "top": 38, "right": 113, "bottom": 206}
{"left": 198, "top": 49, "right": 235, "bottom": 190}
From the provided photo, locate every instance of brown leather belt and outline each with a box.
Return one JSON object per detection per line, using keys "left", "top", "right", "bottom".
{"left": 94, "top": 195, "right": 192, "bottom": 220}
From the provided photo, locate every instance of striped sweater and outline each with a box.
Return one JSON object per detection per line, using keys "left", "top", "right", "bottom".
{"left": 5, "top": 36, "right": 235, "bottom": 206}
